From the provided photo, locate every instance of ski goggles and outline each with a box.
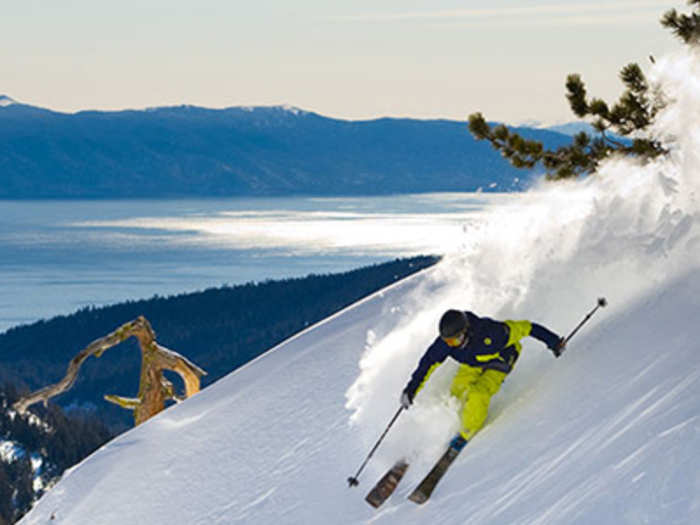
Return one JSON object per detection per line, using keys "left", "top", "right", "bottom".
{"left": 442, "top": 332, "right": 467, "bottom": 347}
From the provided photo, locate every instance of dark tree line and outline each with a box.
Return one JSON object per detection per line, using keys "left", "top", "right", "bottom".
{"left": 468, "top": 1, "right": 700, "bottom": 180}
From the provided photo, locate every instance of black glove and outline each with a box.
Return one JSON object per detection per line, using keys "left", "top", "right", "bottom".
{"left": 400, "top": 389, "right": 413, "bottom": 409}
{"left": 550, "top": 337, "right": 566, "bottom": 358}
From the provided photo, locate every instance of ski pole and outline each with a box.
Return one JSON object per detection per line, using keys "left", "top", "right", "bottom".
{"left": 560, "top": 297, "right": 607, "bottom": 354}
{"left": 347, "top": 406, "right": 404, "bottom": 487}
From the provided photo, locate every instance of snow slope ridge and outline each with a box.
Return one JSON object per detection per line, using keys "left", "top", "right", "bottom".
{"left": 21, "top": 49, "right": 700, "bottom": 524}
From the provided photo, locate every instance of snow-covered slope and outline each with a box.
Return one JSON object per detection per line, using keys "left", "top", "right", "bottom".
{"left": 20, "top": 50, "right": 700, "bottom": 524}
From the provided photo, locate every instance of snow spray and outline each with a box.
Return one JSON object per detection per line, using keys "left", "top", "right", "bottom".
{"left": 347, "top": 46, "right": 700, "bottom": 467}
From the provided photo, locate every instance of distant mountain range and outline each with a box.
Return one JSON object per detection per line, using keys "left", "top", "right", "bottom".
{"left": 0, "top": 95, "right": 574, "bottom": 198}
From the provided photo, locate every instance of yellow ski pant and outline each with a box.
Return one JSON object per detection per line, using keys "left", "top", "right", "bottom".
{"left": 449, "top": 365, "right": 507, "bottom": 440}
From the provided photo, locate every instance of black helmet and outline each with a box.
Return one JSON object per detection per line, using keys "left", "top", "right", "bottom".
{"left": 439, "top": 310, "right": 469, "bottom": 338}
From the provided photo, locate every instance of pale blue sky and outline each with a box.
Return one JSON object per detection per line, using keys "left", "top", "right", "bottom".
{"left": 0, "top": 0, "right": 684, "bottom": 123}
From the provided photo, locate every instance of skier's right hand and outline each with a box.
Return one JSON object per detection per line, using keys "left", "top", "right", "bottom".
{"left": 400, "top": 390, "right": 413, "bottom": 409}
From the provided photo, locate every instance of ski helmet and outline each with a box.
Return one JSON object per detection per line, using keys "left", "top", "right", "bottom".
{"left": 439, "top": 310, "right": 469, "bottom": 338}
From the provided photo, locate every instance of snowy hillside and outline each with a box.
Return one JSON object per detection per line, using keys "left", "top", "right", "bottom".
{"left": 20, "top": 49, "right": 700, "bottom": 524}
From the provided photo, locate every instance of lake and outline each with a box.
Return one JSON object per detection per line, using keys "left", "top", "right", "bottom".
{"left": 0, "top": 193, "right": 511, "bottom": 332}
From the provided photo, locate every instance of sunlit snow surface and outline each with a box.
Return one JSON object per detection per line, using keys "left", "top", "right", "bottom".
{"left": 21, "top": 49, "right": 700, "bottom": 524}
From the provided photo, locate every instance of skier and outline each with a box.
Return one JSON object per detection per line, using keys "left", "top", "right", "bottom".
{"left": 400, "top": 309, "right": 565, "bottom": 452}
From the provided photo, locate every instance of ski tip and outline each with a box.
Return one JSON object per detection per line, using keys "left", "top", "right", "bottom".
{"left": 364, "top": 460, "right": 410, "bottom": 509}
{"left": 365, "top": 495, "right": 383, "bottom": 508}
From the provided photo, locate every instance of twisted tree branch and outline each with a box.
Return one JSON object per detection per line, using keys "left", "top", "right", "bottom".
{"left": 12, "top": 316, "right": 207, "bottom": 426}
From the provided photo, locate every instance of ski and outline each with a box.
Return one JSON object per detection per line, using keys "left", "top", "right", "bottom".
{"left": 365, "top": 459, "right": 409, "bottom": 508}
{"left": 408, "top": 436, "right": 467, "bottom": 504}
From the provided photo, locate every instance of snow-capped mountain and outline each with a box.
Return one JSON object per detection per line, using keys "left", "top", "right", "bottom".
{"left": 544, "top": 121, "right": 598, "bottom": 136}
{"left": 0, "top": 95, "right": 16, "bottom": 107}
{"left": 18, "top": 48, "right": 700, "bottom": 525}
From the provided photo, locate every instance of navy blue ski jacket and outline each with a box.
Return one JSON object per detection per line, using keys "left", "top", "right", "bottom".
{"left": 403, "top": 311, "right": 561, "bottom": 401}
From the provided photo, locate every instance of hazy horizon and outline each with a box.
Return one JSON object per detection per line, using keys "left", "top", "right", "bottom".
{"left": 1, "top": 0, "right": 684, "bottom": 125}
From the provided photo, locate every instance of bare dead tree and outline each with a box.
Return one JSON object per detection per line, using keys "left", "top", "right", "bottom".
{"left": 12, "top": 316, "right": 207, "bottom": 426}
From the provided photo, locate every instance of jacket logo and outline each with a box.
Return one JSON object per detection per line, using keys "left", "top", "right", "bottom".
{"left": 476, "top": 352, "right": 500, "bottom": 362}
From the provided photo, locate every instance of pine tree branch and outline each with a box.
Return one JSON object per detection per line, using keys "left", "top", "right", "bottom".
{"left": 466, "top": 2, "right": 696, "bottom": 180}
{"left": 661, "top": 2, "right": 700, "bottom": 44}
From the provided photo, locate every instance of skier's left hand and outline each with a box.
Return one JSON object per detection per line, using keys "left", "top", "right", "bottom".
{"left": 550, "top": 338, "right": 566, "bottom": 358}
